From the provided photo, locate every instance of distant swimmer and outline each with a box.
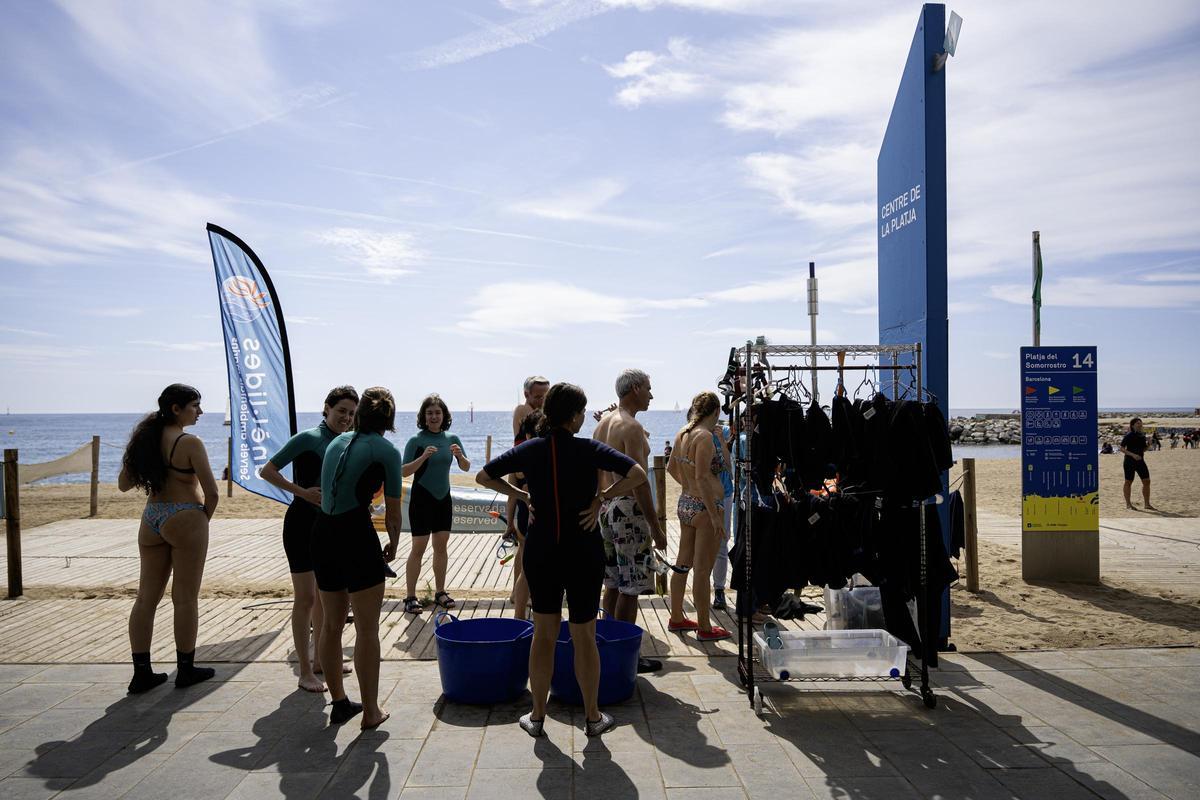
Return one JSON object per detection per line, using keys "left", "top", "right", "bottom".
{"left": 263, "top": 385, "right": 359, "bottom": 693}
{"left": 402, "top": 394, "right": 470, "bottom": 615}
{"left": 118, "top": 384, "right": 219, "bottom": 694}
{"left": 313, "top": 387, "right": 403, "bottom": 729}
{"left": 1120, "top": 417, "right": 1156, "bottom": 511}
{"left": 593, "top": 369, "right": 667, "bottom": 673}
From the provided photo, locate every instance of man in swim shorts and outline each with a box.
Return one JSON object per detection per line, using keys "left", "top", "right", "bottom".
{"left": 593, "top": 368, "right": 667, "bottom": 673}
{"left": 1120, "top": 417, "right": 1156, "bottom": 510}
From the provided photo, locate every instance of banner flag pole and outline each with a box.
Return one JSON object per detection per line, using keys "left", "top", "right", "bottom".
{"left": 206, "top": 223, "right": 298, "bottom": 503}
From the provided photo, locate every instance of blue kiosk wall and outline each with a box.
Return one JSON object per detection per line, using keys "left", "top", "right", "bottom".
{"left": 878, "top": 4, "right": 951, "bottom": 641}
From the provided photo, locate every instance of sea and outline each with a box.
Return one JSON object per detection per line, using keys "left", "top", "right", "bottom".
{"left": 3, "top": 407, "right": 1191, "bottom": 484}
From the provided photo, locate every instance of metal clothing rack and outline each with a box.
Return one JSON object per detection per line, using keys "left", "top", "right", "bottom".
{"left": 730, "top": 342, "right": 937, "bottom": 714}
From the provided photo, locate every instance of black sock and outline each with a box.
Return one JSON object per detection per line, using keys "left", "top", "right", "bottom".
{"left": 329, "top": 697, "right": 363, "bottom": 724}
{"left": 127, "top": 651, "right": 168, "bottom": 694}
{"left": 174, "top": 650, "right": 215, "bottom": 688}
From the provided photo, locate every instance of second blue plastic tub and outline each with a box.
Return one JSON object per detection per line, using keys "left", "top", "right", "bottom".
{"left": 549, "top": 619, "right": 643, "bottom": 706}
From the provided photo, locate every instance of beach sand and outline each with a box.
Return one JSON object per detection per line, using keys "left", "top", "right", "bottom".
{"left": 949, "top": 449, "right": 1200, "bottom": 519}
{"left": 14, "top": 452, "right": 1198, "bottom": 652}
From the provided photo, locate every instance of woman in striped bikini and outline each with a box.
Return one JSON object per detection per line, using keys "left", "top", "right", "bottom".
{"left": 118, "top": 384, "right": 219, "bottom": 694}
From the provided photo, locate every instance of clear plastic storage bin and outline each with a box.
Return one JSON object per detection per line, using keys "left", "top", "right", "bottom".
{"left": 752, "top": 629, "right": 909, "bottom": 679}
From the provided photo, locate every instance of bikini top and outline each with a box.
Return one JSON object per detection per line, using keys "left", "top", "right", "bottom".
{"left": 166, "top": 433, "right": 196, "bottom": 474}
{"left": 674, "top": 431, "right": 726, "bottom": 475}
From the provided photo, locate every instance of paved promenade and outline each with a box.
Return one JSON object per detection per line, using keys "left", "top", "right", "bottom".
{"left": 0, "top": 648, "right": 1197, "bottom": 799}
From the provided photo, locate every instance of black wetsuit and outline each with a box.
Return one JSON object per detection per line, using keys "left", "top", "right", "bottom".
{"left": 268, "top": 422, "right": 336, "bottom": 573}
{"left": 1121, "top": 431, "right": 1150, "bottom": 481}
{"left": 483, "top": 429, "right": 635, "bottom": 623}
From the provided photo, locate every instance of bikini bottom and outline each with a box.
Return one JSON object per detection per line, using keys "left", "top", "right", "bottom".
{"left": 677, "top": 494, "right": 724, "bottom": 526}
{"left": 143, "top": 502, "right": 205, "bottom": 535}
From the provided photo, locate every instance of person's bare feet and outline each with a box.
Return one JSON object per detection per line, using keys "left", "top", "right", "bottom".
{"left": 1125, "top": 503, "right": 1136, "bottom": 510}
{"left": 362, "top": 710, "right": 390, "bottom": 730}
{"left": 298, "top": 674, "right": 326, "bottom": 693}
{"left": 1145, "top": 503, "right": 1157, "bottom": 511}
{"left": 314, "top": 658, "right": 353, "bottom": 676}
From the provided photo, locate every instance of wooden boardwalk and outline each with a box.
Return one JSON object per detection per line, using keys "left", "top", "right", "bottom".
{"left": 0, "top": 518, "right": 828, "bottom": 664}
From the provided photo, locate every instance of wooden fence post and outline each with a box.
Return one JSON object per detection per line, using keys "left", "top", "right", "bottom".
{"left": 4, "top": 449, "right": 22, "bottom": 598}
{"left": 485, "top": 435, "right": 492, "bottom": 462}
{"left": 89, "top": 435, "right": 100, "bottom": 517}
{"left": 963, "top": 457, "right": 980, "bottom": 593}
{"left": 227, "top": 435, "right": 234, "bottom": 498}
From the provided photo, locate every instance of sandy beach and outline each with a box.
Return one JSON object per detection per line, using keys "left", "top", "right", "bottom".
{"left": 13, "top": 450, "right": 1198, "bottom": 653}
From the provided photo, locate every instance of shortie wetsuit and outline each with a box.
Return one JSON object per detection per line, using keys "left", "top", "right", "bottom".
{"left": 1121, "top": 430, "right": 1150, "bottom": 481}
{"left": 674, "top": 433, "right": 727, "bottom": 526}
{"left": 142, "top": 433, "right": 205, "bottom": 535}
{"left": 313, "top": 431, "right": 403, "bottom": 593}
{"left": 403, "top": 430, "right": 466, "bottom": 536}
{"left": 483, "top": 429, "right": 635, "bottom": 624}
{"left": 269, "top": 422, "right": 337, "bottom": 573}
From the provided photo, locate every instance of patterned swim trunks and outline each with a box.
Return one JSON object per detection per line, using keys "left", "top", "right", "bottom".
{"left": 599, "top": 496, "right": 654, "bottom": 596}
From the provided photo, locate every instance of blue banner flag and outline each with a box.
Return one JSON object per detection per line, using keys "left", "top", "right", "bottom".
{"left": 206, "top": 224, "right": 297, "bottom": 503}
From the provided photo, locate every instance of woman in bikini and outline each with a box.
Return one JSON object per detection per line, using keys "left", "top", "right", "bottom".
{"left": 666, "top": 391, "right": 731, "bottom": 641}
{"left": 118, "top": 383, "right": 219, "bottom": 694}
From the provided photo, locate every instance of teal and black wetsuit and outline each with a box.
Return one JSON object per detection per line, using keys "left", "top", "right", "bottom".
{"left": 268, "top": 421, "right": 337, "bottom": 574}
{"left": 402, "top": 430, "right": 466, "bottom": 535}
{"left": 312, "top": 431, "right": 403, "bottom": 593}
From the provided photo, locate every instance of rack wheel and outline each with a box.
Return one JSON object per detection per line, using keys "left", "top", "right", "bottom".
{"left": 901, "top": 673, "right": 912, "bottom": 691}
{"left": 921, "top": 687, "right": 937, "bottom": 709}
{"left": 752, "top": 687, "right": 764, "bottom": 717}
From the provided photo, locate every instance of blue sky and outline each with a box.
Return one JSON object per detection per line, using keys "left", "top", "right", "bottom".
{"left": 1, "top": 0, "right": 1198, "bottom": 414}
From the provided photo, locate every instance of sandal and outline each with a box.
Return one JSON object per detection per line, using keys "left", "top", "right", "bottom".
{"left": 434, "top": 591, "right": 456, "bottom": 609}
{"left": 404, "top": 597, "right": 423, "bottom": 615}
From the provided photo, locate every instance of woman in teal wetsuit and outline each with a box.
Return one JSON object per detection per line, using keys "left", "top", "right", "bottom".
{"left": 262, "top": 385, "right": 358, "bottom": 693}
{"left": 401, "top": 393, "right": 470, "bottom": 614}
{"left": 312, "top": 387, "right": 403, "bottom": 729}
{"left": 118, "top": 384, "right": 219, "bottom": 694}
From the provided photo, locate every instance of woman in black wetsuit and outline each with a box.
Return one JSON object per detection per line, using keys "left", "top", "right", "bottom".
{"left": 1120, "top": 417, "right": 1156, "bottom": 510}
{"left": 477, "top": 383, "right": 647, "bottom": 738}
{"left": 262, "top": 385, "right": 358, "bottom": 693}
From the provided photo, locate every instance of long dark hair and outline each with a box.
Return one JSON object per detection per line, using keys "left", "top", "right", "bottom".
{"left": 536, "top": 383, "right": 587, "bottom": 436}
{"left": 355, "top": 387, "right": 396, "bottom": 435}
{"left": 122, "top": 384, "right": 201, "bottom": 496}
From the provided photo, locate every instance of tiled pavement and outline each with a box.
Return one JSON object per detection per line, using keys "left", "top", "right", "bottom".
{"left": 1, "top": 648, "right": 1198, "bottom": 799}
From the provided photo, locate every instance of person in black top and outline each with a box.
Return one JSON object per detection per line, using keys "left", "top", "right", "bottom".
{"left": 1119, "top": 417, "right": 1155, "bottom": 510}
{"left": 477, "top": 382, "right": 647, "bottom": 740}
{"left": 262, "top": 385, "right": 358, "bottom": 693}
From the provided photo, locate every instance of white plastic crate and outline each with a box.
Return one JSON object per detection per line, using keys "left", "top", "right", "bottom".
{"left": 752, "top": 628, "right": 909, "bottom": 679}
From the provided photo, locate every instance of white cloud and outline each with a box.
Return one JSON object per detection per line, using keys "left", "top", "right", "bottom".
{"left": 988, "top": 277, "right": 1200, "bottom": 309}
{"left": 52, "top": 0, "right": 296, "bottom": 129}
{"left": 0, "top": 148, "right": 231, "bottom": 267}
{"left": 604, "top": 38, "right": 706, "bottom": 108}
{"left": 0, "top": 343, "right": 89, "bottom": 361}
{"left": 1140, "top": 271, "right": 1200, "bottom": 283}
{"left": 401, "top": 0, "right": 610, "bottom": 70}
{"left": 129, "top": 340, "right": 221, "bottom": 352}
{"left": 509, "top": 179, "right": 663, "bottom": 231}
{"left": 743, "top": 149, "right": 875, "bottom": 230}
{"left": 457, "top": 281, "right": 643, "bottom": 335}
{"left": 315, "top": 228, "right": 425, "bottom": 279}
{"left": 0, "top": 326, "right": 55, "bottom": 338}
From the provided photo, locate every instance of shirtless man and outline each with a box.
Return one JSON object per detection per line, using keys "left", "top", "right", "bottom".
{"left": 506, "top": 376, "right": 549, "bottom": 618}
{"left": 594, "top": 368, "right": 667, "bottom": 673}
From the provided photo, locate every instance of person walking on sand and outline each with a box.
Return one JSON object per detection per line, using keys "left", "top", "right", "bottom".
{"left": 666, "top": 391, "right": 732, "bottom": 642}
{"left": 1120, "top": 417, "right": 1156, "bottom": 511}
{"left": 593, "top": 369, "right": 668, "bottom": 674}
{"left": 313, "top": 387, "right": 402, "bottom": 728}
{"left": 118, "top": 384, "right": 219, "bottom": 694}
{"left": 262, "top": 385, "right": 359, "bottom": 693}
{"left": 477, "top": 383, "right": 647, "bottom": 738}
{"left": 401, "top": 393, "right": 470, "bottom": 615}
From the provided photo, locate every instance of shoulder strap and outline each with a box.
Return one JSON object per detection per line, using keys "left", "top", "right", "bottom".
{"left": 167, "top": 433, "right": 188, "bottom": 462}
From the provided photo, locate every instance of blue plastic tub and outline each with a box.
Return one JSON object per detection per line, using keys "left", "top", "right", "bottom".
{"left": 434, "top": 613, "right": 533, "bottom": 704}
{"left": 549, "top": 619, "right": 643, "bottom": 706}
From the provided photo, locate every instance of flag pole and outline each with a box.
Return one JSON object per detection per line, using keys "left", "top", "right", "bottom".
{"left": 1032, "top": 231, "right": 1041, "bottom": 347}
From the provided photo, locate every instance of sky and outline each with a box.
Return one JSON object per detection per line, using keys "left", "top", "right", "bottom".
{"left": 1, "top": 0, "right": 1198, "bottom": 414}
